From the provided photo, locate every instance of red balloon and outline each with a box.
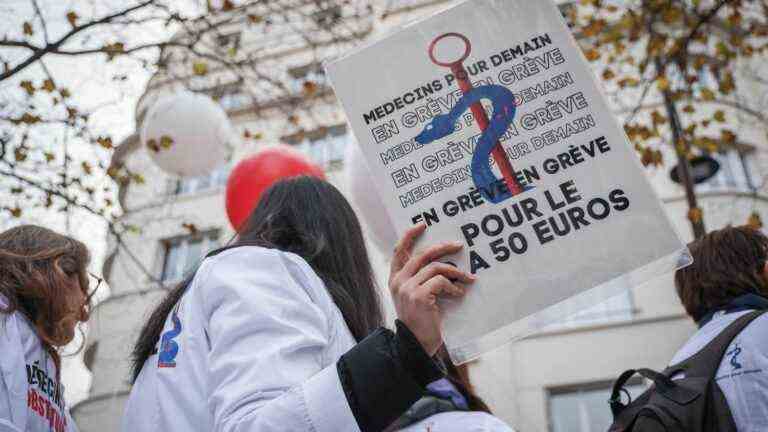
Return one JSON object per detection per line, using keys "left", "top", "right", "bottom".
{"left": 225, "top": 145, "right": 324, "bottom": 230}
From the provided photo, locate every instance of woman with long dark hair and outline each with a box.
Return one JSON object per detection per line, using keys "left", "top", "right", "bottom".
{"left": 0, "top": 225, "right": 95, "bottom": 432}
{"left": 123, "top": 176, "right": 477, "bottom": 432}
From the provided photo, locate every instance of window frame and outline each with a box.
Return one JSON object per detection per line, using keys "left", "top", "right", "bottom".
{"left": 548, "top": 378, "right": 647, "bottom": 432}
{"left": 173, "top": 163, "right": 232, "bottom": 197}
{"left": 283, "top": 124, "right": 349, "bottom": 171}
{"left": 697, "top": 149, "right": 758, "bottom": 194}
{"left": 160, "top": 230, "right": 220, "bottom": 284}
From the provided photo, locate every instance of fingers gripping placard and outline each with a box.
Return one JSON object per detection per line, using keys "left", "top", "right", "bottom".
{"left": 327, "top": 0, "right": 690, "bottom": 364}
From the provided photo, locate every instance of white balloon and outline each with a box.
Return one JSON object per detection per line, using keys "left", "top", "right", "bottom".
{"left": 345, "top": 143, "right": 399, "bottom": 254}
{"left": 141, "top": 92, "right": 232, "bottom": 177}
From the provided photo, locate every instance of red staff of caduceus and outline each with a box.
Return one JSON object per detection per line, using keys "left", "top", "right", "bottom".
{"left": 427, "top": 32, "right": 523, "bottom": 195}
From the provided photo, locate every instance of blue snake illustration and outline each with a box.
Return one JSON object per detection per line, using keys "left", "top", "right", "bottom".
{"left": 158, "top": 310, "right": 182, "bottom": 368}
{"left": 414, "top": 84, "right": 529, "bottom": 203}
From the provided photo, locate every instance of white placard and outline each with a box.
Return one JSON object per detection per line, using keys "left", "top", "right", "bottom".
{"left": 327, "top": 0, "right": 691, "bottom": 363}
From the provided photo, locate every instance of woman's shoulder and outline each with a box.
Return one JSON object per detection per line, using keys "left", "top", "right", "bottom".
{"left": 193, "top": 246, "right": 326, "bottom": 303}
{"left": 199, "top": 246, "right": 316, "bottom": 281}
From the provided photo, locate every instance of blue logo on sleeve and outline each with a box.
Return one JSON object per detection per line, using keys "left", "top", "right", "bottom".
{"left": 158, "top": 311, "right": 182, "bottom": 368}
{"left": 726, "top": 343, "right": 742, "bottom": 370}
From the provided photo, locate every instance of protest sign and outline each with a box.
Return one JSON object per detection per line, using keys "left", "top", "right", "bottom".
{"left": 326, "top": 0, "right": 691, "bottom": 363}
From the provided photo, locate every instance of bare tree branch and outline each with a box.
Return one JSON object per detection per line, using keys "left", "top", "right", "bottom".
{"left": 1, "top": 0, "right": 156, "bottom": 81}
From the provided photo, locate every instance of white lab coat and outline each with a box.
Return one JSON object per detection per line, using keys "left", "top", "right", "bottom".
{"left": 398, "top": 411, "right": 516, "bottom": 432}
{"left": 122, "top": 246, "right": 361, "bottom": 432}
{"left": 670, "top": 310, "right": 768, "bottom": 431}
{"left": 0, "top": 296, "right": 79, "bottom": 432}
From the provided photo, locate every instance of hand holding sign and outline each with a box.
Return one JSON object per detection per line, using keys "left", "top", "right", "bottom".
{"left": 389, "top": 224, "right": 475, "bottom": 356}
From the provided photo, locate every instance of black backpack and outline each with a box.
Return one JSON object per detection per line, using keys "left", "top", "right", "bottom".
{"left": 608, "top": 310, "right": 765, "bottom": 432}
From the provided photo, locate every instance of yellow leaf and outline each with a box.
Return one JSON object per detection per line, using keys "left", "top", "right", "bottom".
{"left": 747, "top": 212, "right": 763, "bottom": 230}
{"left": 651, "top": 111, "right": 667, "bottom": 126}
{"left": 302, "top": 80, "right": 318, "bottom": 95}
{"left": 248, "top": 14, "right": 263, "bottom": 24}
{"left": 682, "top": 105, "right": 695, "bottom": 114}
{"left": 96, "top": 136, "right": 113, "bottom": 149}
{"left": 193, "top": 61, "right": 208, "bottom": 76}
{"left": 721, "top": 129, "right": 737, "bottom": 145}
{"left": 713, "top": 110, "right": 726, "bottom": 123}
{"left": 700, "top": 88, "right": 715, "bottom": 101}
{"left": 60, "top": 88, "right": 71, "bottom": 98}
{"left": 146, "top": 138, "right": 160, "bottom": 152}
{"left": 581, "top": 19, "right": 606, "bottom": 38}
{"left": 618, "top": 77, "right": 640, "bottom": 88}
{"left": 20, "top": 80, "right": 35, "bottom": 95}
{"left": 719, "top": 73, "right": 736, "bottom": 94}
{"left": 160, "top": 135, "right": 174, "bottom": 149}
{"left": 41, "top": 79, "right": 55, "bottom": 92}
{"left": 103, "top": 42, "right": 125, "bottom": 60}
{"left": 17, "top": 113, "right": 41, "bottom": 124}
{"left": 14, "top": 148, "right": 27, "bottom": 162}
{"left": 44, "top": 152, "right": 55, "bottom": 162}
{"left": 66, "top": 11, "right": 78, "bottom": 27}
{"left": 22, "top": 22, "right": 33, "bottom": 36}
{"left": 688, "top": 207, "right": 703, "bottom": 224}
{"left": 9, "top": 207, "right": 22, "bottom": 218}
{"left": 602, "top": 69, "right": 616, "bottom": 80}
{"left": 662, "top": 7, "right": 682, "bottom": 24}
{"left": 656, "top": 76, "right": 670, "bottom": 91}
{"left": 584, "top": 49, "right": 601, "bottom": 62}
{"left": 82, "top": 161, "right": 92, "bottom": 175}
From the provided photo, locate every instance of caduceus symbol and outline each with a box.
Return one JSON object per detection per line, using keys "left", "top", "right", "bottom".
{"left": 415, "top": 33, "right": 530, "bottom": 203}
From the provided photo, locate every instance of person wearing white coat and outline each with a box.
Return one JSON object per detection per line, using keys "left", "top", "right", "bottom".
{"left": 668, "top": 226, "right": 768, "bottom": 431}
{"left": 123, "top": 177, "right": 511, "bottom": 432}
{"left": 0, "top": 225, "right": 95, "bottom": 432}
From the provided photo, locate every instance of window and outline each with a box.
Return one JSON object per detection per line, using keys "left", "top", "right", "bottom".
{"left": 549, "top": 382, "right": 647, "bottom": 432}
{"left": 287, "top": 125, "right": 348, "bottom": 171}
{"left": 175, "top": 164, "right": 231, "bottom": 196}
{"left": 548, "top": 290, "right": 635, "bottom": 330}
{"left": 160, "top": 231, "right": 220, "bottom": 283}
{"left": 697, "top": 150, "right": 758, "bottom": 193}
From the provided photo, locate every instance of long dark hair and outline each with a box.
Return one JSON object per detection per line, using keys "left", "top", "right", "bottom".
{"left": 442, "top": 353, "right": 491, "bottom": 413}
{"left": 131, "top": 176, "right": 383, "bottom": 382}
{"left": 0, "top": 225, "right": 92, "bottom": 374}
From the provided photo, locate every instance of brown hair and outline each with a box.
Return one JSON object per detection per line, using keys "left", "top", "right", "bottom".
{"left": 674, "top": 226, "right": 768, "bottom": 321}
{"left": 439, "top": 347, "right": 492, "bottom": 413}
{"left": 0, "top": 225, "right": 92, "bottom": 372}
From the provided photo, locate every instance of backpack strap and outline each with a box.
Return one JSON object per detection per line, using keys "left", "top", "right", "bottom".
{"left": 668, "top": 310, "right": 765, "bottom": 378}
{"left": 609, "top": 368, "right": 698, "bottom": 416}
